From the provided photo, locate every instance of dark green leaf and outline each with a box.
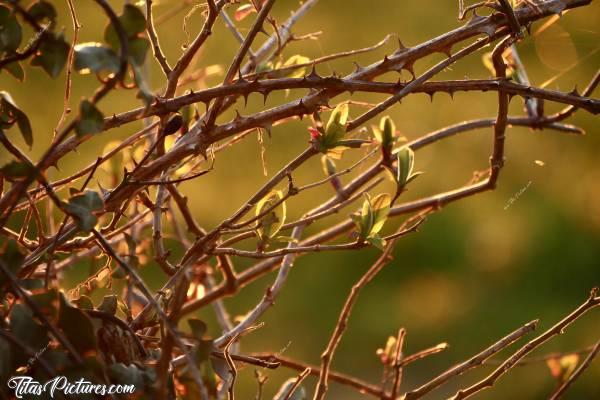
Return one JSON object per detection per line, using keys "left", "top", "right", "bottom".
{"left": 9, "top": 304, "right": 49, "bottom": 365}
{"left": 104, "top": 4, "right": 146, "bottom": 49}
{"left": 2, "top": 61, "right": 24, "bottom": 81}
{"left": 128, "top": 37, "right": 149, "bottom": 66}
{"left": 0, "top": 5, "right": 22, "bottom": 52}
{"left": 98, "top": 294, "right": 117, "bottom": 315}
{"left": 108, "top": 363, "right": 146, "bottom": 388}
{"left": 0, "top": 91, "right": 33, "bottom": 147}
{"left": 0, "top": 240, "right": 24, "bottom": 287}
{"left": 30, "top": 289, "right": 59, "bottom": 319}
{"left": 0, "top": 239, "right": 24, "bottom": 267}
{"left": 132, "top": 63, "right": 153, "bottom": 105}
{"left": 74, "top": 43, "right": 120, "bottom": 74}
{"left": 0, "top": 160, "right": 34, "bottom": 179}
{"left": 58, "top": 293, "right": 97, "bottom": 354}
{"left": 188, "top": 319, "right": 214, "bottom": 364}
{"left": 63, "top": 189, "right": 104, "bottom": 232}
{"left": 73, "top": 295, "right": 94, "bottom": 310}
{"left": 30, "top": 33, "right": 69, "bottom": 78}
{"left": 75, "top": 100, "right": 104, "bottom": 137}
{"left": 27, "top": 1, "right": 57, "bottom": 23}
{"left": 188, "top": 319, "right": 208, "bottom": 340}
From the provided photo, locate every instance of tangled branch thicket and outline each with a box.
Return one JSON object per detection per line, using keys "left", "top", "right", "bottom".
{"left": 0, "top": 0, "right": 599, "bottom": 399}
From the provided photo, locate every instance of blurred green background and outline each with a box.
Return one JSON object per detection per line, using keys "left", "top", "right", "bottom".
{"left": 1, "top": 0, "right": 599, "bottom": 398}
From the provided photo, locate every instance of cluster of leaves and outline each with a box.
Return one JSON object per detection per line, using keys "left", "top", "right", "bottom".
{"left": 351, "top": 193, "right": 391, "bottom": 250}
{"left": 62, "top": 189, "right": 104, "bottom": 232}
{"left": 309, "top": 103, "right": 366, "bottom": 158}
{"left": 0, "top": 265, "right": 156, "bottom": 399}
{"left": 0, "top": 1, "right": 67, "bottom": 81}
{"left": 74, "top": 4, "right": 152, "bottom": 104}
{"left": 1, "top": 2, "right": 152, "bottom": 147}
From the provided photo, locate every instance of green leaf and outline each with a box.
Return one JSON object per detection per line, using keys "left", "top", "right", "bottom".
{"left": 354, "top": 193, "right": 391, "bottom": 240}
{"left": 202, "top": 359, "right": 218, "bottom": 397}
{"left": 0, "top": 160, "right": 34, "bottom": 179}
{"left": 180, "top": 104, "right": 193, "bottom": 129}
{"left": 321, "top": 155, "right": 336, "bottom": 177}
{"left": 396, "top": 146, "right": 413, "bottom": 186}
{"left": 375, "top": 116, "right": 395, "bottom": 161}
{"left": 188, "top": 319, "right": 208, "bottom": 340}
{"left": 1, "top": 240, "right": 24, "bottom": 269}
{"left": 393, "top": 146, "right": 422, "bottom": 200}
{"left": 27, "top": 1, "right": 57, "bottom": 23}
{"left": 0, "top": 240, "right": 24, "bottom": 287}
{"left": 30, "top": 33, "right": 69, "bottom": 78}
{"left": 58, "top": 293, "right": 97, "bottom": 354}
{"left": 2, "top": 61, "right": 24, "bottom": 81}
{"left": 63, "top": 189, "right": 104, "bottom": 232}
{"left": 9, "top": 304, "right": 49, "bottom": 365}
{"left": 132, "top": 63, "right": 153, "bottom": 105}
{"left": 98, "top": 294, "right": 117, "bottom": 315}
{"left": 30, "top": 288, "right": 59, "bottom": 319}
{"left": 73, "top": 295, "right": 94, "bottom": 310}
{"left": 75, "top": 100, "right": 104, "bottom": 137}
{"left": 320, "top": 103, "right": 349, "bottom": 149}
{"left": 0, "top": 5, "right": 22, "bottom": 52}
{"left": 128, "top": 37, "right": 149, "bottom": 66}
{"left": 108, "top": 363, "right": 147, "bottom": 388}
{"left": 353, "top": 193, "right": 374, "bottom": 240}
{"left": 370, "top": 193, "right": 391, "bottom": 236}
{"left": 255, "top": 190, "right": 287, "bottom": 242}
{"left": 255, "top": 61, "right": 274, "bottom": 74}
{"left": 0, "top": 91, "right": 33, "bottom": 147}
{"left": 273, "top": 378, "right": 307, "bottom": 400}
{"left": 104, "top": 4, "right": 147, "bottom": 49}
{"left": 283, "top": 54, "right": 310, "bottom": 78}
{"left": 188, "top": 319, "right": 214, "bottom": 365}
{"left": 74, "top": 43, "right": 120, "bottom": 74}
{"left": 367, "top": 234, "right": 386, "bottom": 251}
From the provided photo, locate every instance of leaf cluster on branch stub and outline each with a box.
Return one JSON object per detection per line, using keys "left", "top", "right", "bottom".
{"left": 0, "top": 0, "right": 599, "bottom": 399}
